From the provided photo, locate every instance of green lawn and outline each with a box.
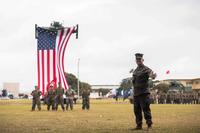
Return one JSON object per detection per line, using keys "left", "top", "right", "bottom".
{"left": 0, "top": 99, "right": 200, "bottom": 133}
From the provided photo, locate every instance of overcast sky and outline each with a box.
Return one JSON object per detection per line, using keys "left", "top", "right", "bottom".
{"left": 0, "top": 0, "right": 200, "bottom": 93}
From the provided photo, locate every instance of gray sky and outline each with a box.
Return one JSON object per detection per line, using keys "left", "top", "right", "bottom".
{"left": 0, "top": 0, "right": 200, "bottom": 93}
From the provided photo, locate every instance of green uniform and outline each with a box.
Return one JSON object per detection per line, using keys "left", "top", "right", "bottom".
{"left": 47, "top": 89, "right": 55, "bottom": 110}
{"left": 55, "top": 87, "right": 65, "bottom": 111}
{"left": 132, "top": 53, "right": 155, "bottom": 129}
{"left": 65, "top": 90, "right": 74, "bottom": 110}
{"left": 132, "top": 64, "right": 153, "bottom": 126}
{"left": 31, "top": 90, "right": 41, "bottom": 111}
{"left": 82, "top": 90, "right": 90, "bottom": 110}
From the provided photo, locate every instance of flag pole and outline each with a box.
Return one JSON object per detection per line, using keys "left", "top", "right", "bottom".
{"left": 77, "top": 58, "right": 80, "bottom": 99}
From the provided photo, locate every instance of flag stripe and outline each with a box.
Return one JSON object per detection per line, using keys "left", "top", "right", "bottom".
{"left": 47, "top": 50, "right": 50, "bottom": 91}
{"left": 61, "top": 27, "right": 75, "bottom": 89}
{"left": 59, "top": 29, "right": 70, "bottom": 89}
{"left": 39, "top": 51, "right": 43, "bottom": 93}
{"left": 49, "top": 50, "right": 54, "bottom": 88}
{"left": 57, "top": 29, "right": 69, "bottom": 89}
{"left": 44, "top": 50, "right": 48, "bottom": 93}
{"left": 57, "top": 30, "right": 64, "bottom": 84}
{"left": 61, "top": 28, "right": 73, "bottom": 89}
{"left": 53, "top": 49, "right": 56, "bottom": 89}
{"left": 37, "top": 50, "right": 40, "bottom": 91}
{"left": 41, "top": 50, "right": 45, "bottom": 96}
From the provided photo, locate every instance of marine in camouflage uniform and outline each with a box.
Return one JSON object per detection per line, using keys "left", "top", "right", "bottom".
{"left": 194, "top": 92, "right": 199, "bottom": 104}
{"left": 182, "top": 93, "right": 186, "bottom": 104}
{"left": 47, "top": 85, "right": 55, "bottom": 111}
{"left": 132, "top": 53, "right": 156, "bottom": 130}
{"left": 65, "top": 88, "right": 74, "bottom": 110}
{"left": 43, "top": 92, "right": 48, "bottom": 105}
{"left": 55, "top": 82, "right": 65, "bottom": 111}
{"left": 176, "top": 92, "right": 181, "bottom": 104}
{"left": 169, "top": 92, "right": 175, "bottom": 104}
{"left": 31, "top": 86, "right": 42, "bottom": 111}
{"left": 82, "top": 90, "right": 90, "bottom": 110}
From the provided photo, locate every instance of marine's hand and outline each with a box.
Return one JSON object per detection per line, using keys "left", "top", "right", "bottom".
{"left": 151, "top": 73, "right": 157, "bottom": 79}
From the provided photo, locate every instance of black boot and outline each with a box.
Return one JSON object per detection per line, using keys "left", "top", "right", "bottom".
{"left": 134, "top": 125, "right": 142, "bottom": 130}
{"left": 147, "top": 124, "right": 152, "bottom": 129}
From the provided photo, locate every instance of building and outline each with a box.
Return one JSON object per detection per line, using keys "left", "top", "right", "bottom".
{"left": 90, "top": 92, "right": 100, "bottom": 99}
{"left": 90, "top": 85, "right": 120, "bottom": 98}
{"left": 91, "top": 85, "right": 120, "bottom": 90}
{"left": 3, "top": 82, "right": 20, "bottom": 97}
{"left": 161, "top": 78, "right": 200, "bottom": 91}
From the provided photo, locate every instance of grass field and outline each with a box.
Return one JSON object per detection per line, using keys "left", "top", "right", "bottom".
{"left": 0, "top": 99, "right": 200, "bottom": 133}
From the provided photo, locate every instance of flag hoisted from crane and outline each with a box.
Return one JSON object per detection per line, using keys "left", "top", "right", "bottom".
{"left": 36, "top": 26, "right": 75, "bottom": 96}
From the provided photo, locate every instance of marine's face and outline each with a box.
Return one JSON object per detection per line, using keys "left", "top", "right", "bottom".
{"left": 136, "top": 58, "right": 144, "bottom": 66}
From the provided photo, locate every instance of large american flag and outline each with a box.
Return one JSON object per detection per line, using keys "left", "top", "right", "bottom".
{"left": 36, "top": 26, "right": 75, "bottom": 96}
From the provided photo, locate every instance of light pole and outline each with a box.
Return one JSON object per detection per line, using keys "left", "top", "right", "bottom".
{"left": 77, "top": 58, "right": 80, "bottom": 99}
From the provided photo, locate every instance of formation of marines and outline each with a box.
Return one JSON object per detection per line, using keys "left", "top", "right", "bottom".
{"left": 150, "top": 91, "right": 200, "bottom": 104}
{"left": 31, "top": 82, "right": 90, "bottom": 111}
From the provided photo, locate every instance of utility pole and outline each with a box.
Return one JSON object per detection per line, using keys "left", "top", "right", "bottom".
{"left": 77, "top": 58, "right": 80, "bottom": 99}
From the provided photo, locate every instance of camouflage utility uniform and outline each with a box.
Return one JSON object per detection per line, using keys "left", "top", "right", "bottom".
{"left": 66, "top": 90, "right": 74, "bottom": 110}
{"left": 47, "top": 88, "right": 55, "bottom": 111}
{"left": 82, "top": 90, "right": 90, "bottom": 110}
{"left": 31, "top": 88, "right": 42, "bottom": 111}
{"left": 55, "top": 87, "right": 65, "bottom": 111}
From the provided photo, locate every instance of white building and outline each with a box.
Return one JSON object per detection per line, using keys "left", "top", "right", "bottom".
{"left": 3, "top": 82, "right": 20, "bottom": 98}
{"left": 91, "top": 85, "right": 120, "bottom": 90}
{"left": 90, "top": 85, "right": 120, "bottom": 98}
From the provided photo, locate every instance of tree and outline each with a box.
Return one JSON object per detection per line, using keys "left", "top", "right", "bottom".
{"left": 64, "top": 72, "right": 91, "bottom": 95}
{"left": 120, "top": 78, "right": 132, "bottom": 90}
{"left": 65, "top": 72, "right": 78, "bottom": 91}
{"left": 98, "top": 88, "right": 110, "bottom": 96}
{"left": 80, "top": 82, "right": 91, "bottom": 94}
{"left": 169, "top": 80, "right": 185, "bottom": 92}
{"left": 153, "top": 83, "right": 169, "bottom": 93}
{"left": 2, "top": 89, "right": 8, "bottom": 97}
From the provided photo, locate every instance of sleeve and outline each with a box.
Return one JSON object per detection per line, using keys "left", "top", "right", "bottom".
{"left": 146, "top": 67, "right": 153, "bottom": 76}
{"left": 132, "top": 70, "right": 136, "bottom": 84}
{"left": 146, "top": 66, "right": 156, "bottom": 79}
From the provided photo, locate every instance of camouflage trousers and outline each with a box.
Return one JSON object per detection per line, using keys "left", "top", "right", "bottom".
{"left": 66, "top": 98, "right": 73, "bottom": 110}
{"left": 47, "top": 97, "right": 55, "bottom": 111}
{"left": 32, "top": 98, "right": 41, "bottom": 111}
{"left": 55, "top": 96, "right": 65, "bottom": 111}
{"left": 133, "top": 94, "right": 152, "bottom": 126}
{"left": 82, "top": 98, "right": 90, "bottom": 110}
